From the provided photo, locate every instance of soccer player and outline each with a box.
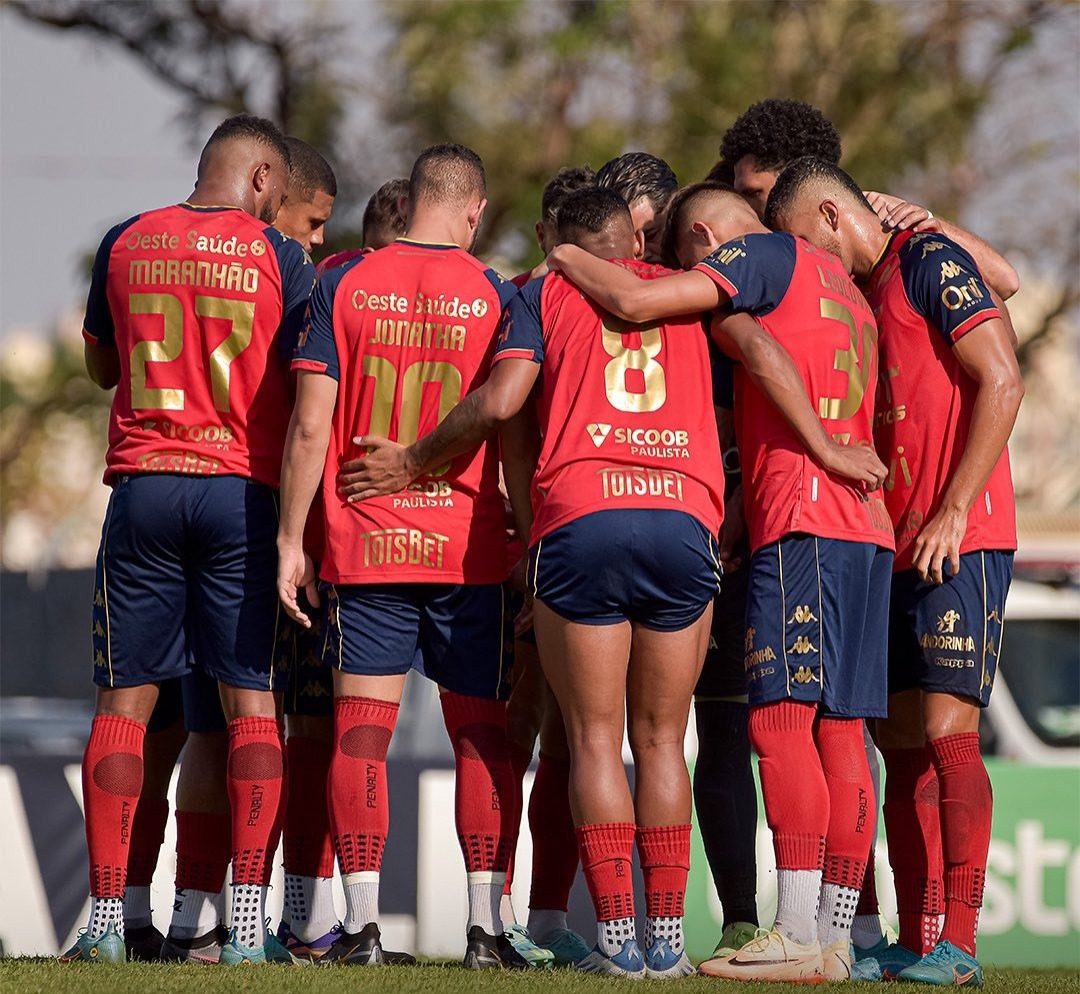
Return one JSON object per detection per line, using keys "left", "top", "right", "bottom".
{"left": 597, "top": 151, "right": 678, "bottom": 263}
{"left": 545, "top": 184, "right": 895, "bottom": 982}
{"left": 61, "top": 114, "right": 314, "bottom": 966}
{"left": 274, "top": 136, "right": 337, "bottom": 254}
{"left": 277, "top": 143, "right": 525, "bottom": 969}
{"left": 511, "top": 164, "right": 597, "bottom": 286}
{"left": 766, "top": 158, "right": 1022, "bottom": 987}
{"left": 336, "top": 186, "right": 726, "bottom": 979}
{"left": 316, "top": 178, "right": 410, "bottom": 277}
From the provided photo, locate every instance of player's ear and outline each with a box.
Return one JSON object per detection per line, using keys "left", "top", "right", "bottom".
{"left": 469, "top": 197, "right": 488, "bottom": 232}
{"left": 821, "top": 198, "right": 841, "bottom": 231}
{"left": 535, "top": 221, "right": 547, "bottom": 253}
{"left": 252, "top": 160, "right": 272, "bottom": 195}
{"left": 397, "top": 194, "right": 411, "bottom": 224}
{"left": 691, "top": 220, "right": 717, "bottom": 252}
{"left": 632, "top": 227, "right": 646, "bottom": 260}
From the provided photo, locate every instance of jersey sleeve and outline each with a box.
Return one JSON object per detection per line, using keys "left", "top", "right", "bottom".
{"left": 292, "top": 259, "right": 358, "bottom": 381}
{"left": 268, "top": 229, "right": 317, "bottom": 360}
{"left": 899, "top": 233, "right": 1001, "bottom": 344}
{"left": 82, "top": 214, "right": 140, "bottom": 347}
{"left": 692, "top": 232, "right": 797, "bottom": 316}
{"left": 484, "top": 266, "right": 521, "bottom": 313}
{"left": 493, "top": 275, "right": 545, "bottom": 365}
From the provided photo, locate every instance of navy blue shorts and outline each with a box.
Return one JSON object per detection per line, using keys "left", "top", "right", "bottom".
{"left": 281, "top": 590, "right": 333, "bottom": 717}
{"left": 146, "top": 671, "right": 227, "bottom": 735}
{"left": 888, "top": 551, "right": 1014, "bottom": 706}
{"left": 91, "top": 474, "right": 287, "bottom": 692}
{"left": 743, "top": 534, "right": 892, "bottom": 718}
{"left": 528, "top": 509, "right": 721, "bottom": 632}
{"left": 324, "top": 583, "right": 512, "bottom": 701}
{"left": 696, "top": 558, "right": 750, "bottom": 700}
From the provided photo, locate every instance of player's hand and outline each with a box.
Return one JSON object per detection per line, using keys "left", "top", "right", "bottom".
{"left": 718, "top": 484, "right": 746, "bottom": 572}
{"left": 544, "top": 244, "right": 569, "bottom": 273}
{"left": 913, "top": 506, "right": 966, "bottom": 584}
{"left": 278, "top": 543, "right": 318, "bottom": 628}
{"left": 338, "top": 436, "right": 417, "bottom": 501}
{"left": 864, "top": 191, "right": 942, "bottom": 233}
{"left": 819, "top": 441, "right": 888, "bottom": 491}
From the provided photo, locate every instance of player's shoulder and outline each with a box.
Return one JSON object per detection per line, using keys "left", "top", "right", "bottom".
{"left": 894, "top": 229, "right": 982, "bottom": 291}
{"left": 316, "top": 247, "right": 367, "bottom": 277}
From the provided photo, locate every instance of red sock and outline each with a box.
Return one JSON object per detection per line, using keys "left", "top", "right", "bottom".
{"left": 126, "top": 796, "right": 169, "bottom": 887}
{"left": 931, "top": 733, "right": 990, "bottom": 957}
{"left": 328, "top": 697, "right": 398, "bottom": 874}
{"left": 857, "top": 847, "right": 880, "bottom": 915}
{"left": 883, "top": 745, "right": 943, "bottom": 954}
{"left": 528, "top": 752, "right": 579, "bottom": 912}
{"left": 749, "top": 701, "right": 827, "bottom": 870}
{"left": 816, "top": 718, "right": 873, "bottom": 888}
{"left": 175, "top": 810, "right": 231, "bottom": 893}
{"left": 578, "top": 822, "right": 636, "bottom": 921}
{"left": 440, "top": 692, "right": 517, "bottom": 873}
{"left": 83, "top": 715, "right": 145, "bottom": 897}
{"left": 284, "top": 736, "right": 335, "bottom": 878}
{"left": 227, "top": 716, "right": 285, "bottom": 886}
{"left": 636, "top": 825, "right": 691, "bottom": 918}
{"left": 503, "top": 741, "right": 532, "bottom": 896}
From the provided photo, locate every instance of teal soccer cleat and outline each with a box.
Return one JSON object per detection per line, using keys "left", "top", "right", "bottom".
{"left": 897, "top": 940, "right": 983, "bottom": 987}
{"left": 58, "top": 923, "right": 126, "bottom": 964}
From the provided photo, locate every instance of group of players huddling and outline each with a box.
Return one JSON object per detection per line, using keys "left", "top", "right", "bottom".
{"left": 63, "top": 97, "right": 1022, "bottom": 987}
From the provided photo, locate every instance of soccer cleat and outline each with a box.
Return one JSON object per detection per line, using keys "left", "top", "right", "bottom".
{"left": 503, "top": 923, "right": 555, "bottom": 968}
{"left": 644, "top": 937, "right": 695, "bottom": 979}
{"left": 58, "top": 923, "right": 126, "bottom": 964}
{"left": 537, "top": 926, "right": 592, "bottom": 966}
{"left": 697, "top": 928, "right": 825, "bottom": 983}
{"left": 575, "top": 939, "right": 646, "bottom": 979}
{"left": 160, "top": 924, "right": 229, "bottom": 964}
{"left": 124, "top": 923, "right": 166, "bottom": 962}
{"left": 263, "top": 928, "right": 303, "bottom": 965}
{"left": 707, "top": 920, "right": 760, "bottom": 961}
{"left": 463, "top": 924, "right": 530, "bottom": 970}
{"left": 850, "top": 939, "right": 921, "bottom": 981}
{"left": 219, "top": 927, "right": 267, "bottom": 965}
{"left": 275, "top": 921, "right": 343, "bottom": 963}
{"left": 897, "top": 940, "right": 983, "bottom": 987}
{"left": 820, "top": 939, "right": 852, "bottom": 981}
{"left": 319, "top": 921, "right": 416, "bottom": 966}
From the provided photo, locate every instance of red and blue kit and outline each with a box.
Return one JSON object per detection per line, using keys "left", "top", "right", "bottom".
{"left": 84, "top": 203, "right": 314, "bottom": 487}
{"left": 495, "top": 260, "right": 725, "bottom": 630}
{"left": 294, "top": 239, "right": 518, "bottom": 587}
{"left": 695, "top": 233, "right": 893, "bottom": 717}
{"left": 868, "top": 229, "right": 1016, "bottom": 570}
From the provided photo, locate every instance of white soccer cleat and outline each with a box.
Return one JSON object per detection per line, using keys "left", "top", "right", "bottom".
{"left": 697, "top": 928, "right": 825, "bottom": 983}
{"left": 821, "top": 939, "right": 852, "bottom": 981}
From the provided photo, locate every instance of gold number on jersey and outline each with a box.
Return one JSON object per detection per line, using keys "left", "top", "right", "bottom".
{"left": 129, "top": 293, "right": 185, "bottom": 410}
{"left": 601, "top": 318, "right": 667, "bottom": 413}
{"left": 817, "top": 298, "right": 877, "bottom": 421}
{"left": 196, "top": 296, "right": 255, "bottom": 413}
{"left": 360, "top": 358, "right": 463, "bottom": 476}
{"left": 128, "top": 292, "right": 256, "bottom": 413}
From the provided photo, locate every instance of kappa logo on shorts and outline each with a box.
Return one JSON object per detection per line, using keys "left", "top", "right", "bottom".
{"left": 93, "top": 620, "right": 106, "bottom": 637}
{"left": 94, "top": 589, "right": 105, "bottom": 607}
{"left": 586, "top": 423, "right": 612, "bottom": 447}
{"left": 787, "top": 604, "right": 818, "bottom": 625}
{"left": 792, "top": 666, "right": 818, "bottom": 684}
{"left": 94, "top": 650, "right": 108, "bottom": 668}
{"left": 299, "top": 680, "right": 330, "bottom": 699}
{"left": 789, "top": 636, "right": 817, "bottom": 655}
{"left": 986, "top": 607, "right": 1002, "bottom": 623}
{"left": 937, "top": 609, "right": 961, "bottom": 634}
{"left": 985, "top": 637, "right": 997, "bottom": 658}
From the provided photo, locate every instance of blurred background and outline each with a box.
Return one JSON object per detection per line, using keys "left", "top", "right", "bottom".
{"left": 0, "top": 0, "right": 1077, "bottom": 966}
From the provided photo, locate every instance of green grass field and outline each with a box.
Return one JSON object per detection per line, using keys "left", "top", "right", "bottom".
{"left": 2, "top": 960, "right": 1077, "bottom": 994}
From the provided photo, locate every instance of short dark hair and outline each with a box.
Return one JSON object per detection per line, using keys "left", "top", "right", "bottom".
{"left": 660, "top": 181, "right": 742, "bottom": 268}
{"left": 703, "top": 159, "right": 735, "bottom": 185}
{"left": 409, "top": 143, "right": 486, "bottom": 207}
{"left": 720, "top": 99, "right": 842, "bottom": 173}
{"left": 284, "top": 136, "right": 337, "bottom": 201}
{"left": 362, "top": 178, "right": 409, "bottom": 249}
{"left": 763, "top": 156, "right": 872, "bottom": 229}
{"left": 556, "top": 187, "right": 633, "bottom": 242}
{"left": 197, "top": 113, "right": 290, "bottom": 180}
{"left": 596, "top": 152, "right": 678, "bottom": 212}
{"left": 540, "top": 165, "right": 597, "bottom": 224}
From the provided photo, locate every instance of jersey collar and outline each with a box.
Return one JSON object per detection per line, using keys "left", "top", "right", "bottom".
{"left": 394, "top": 237, "right": 458, "bottom": 250}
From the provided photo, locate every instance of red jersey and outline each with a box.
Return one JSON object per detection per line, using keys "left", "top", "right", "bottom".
{"left": 82, "top": 203, "right": 314, "bottom": 487}
{"left": 868, "top": 230, "right": 1015, "bottom": 570}
{"left": 695, "top": 233, "right": 894, "bottom": 552}
{"left": 493, "top": 260, "right": 725, "bottom": 544}
{"left": 294, "top": 239, "right": 519, "bottom": 584}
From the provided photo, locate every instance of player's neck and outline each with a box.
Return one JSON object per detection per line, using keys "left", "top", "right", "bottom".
{"left": 186, "top": 182, "right": 250, "bottom": 215}
{"left": 404, "top": 210, "right": 467, "bottom": 249}
{"left": 851, "top": 225, "right": 890, "bottom": 281}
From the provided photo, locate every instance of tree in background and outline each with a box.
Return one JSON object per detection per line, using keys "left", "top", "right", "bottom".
{"left": 4, "top": 0, "right": 1077, "bottom": 568}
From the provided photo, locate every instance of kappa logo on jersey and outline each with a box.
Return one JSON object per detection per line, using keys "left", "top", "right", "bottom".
{"left": 586, "top": 423, "right": 612, "bottom": 447}
{"left": 940, "top": 259, "right": 964, "bottom": 283}
{"left": 937, "top": 609, "right": 961, "bottom": 634}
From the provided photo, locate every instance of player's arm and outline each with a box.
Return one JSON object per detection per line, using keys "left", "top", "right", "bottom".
{"left": 546, "top": 243, "right": 725, "bottom": 321}
{"left": 82, "top": 219, "right": 131, "bottom": 390}
{"left": 340, "top": 358, "right": 541, "bottom": 501}
{"left": 278, "top": 371, "right": 337, "bottom": 626}
{"left": 864, "top": 191, "right": 1019, "bottom": 299}
{"left": 499, "top": 400, "right": 541, "bottom": 548}
{"left": 912, "top": 317, "right": 1023, "bottom": 584}
{"left": 712, "top": 312, "right": 888, "bottom": 490}
{"left": 84, "top": 343, "right": 120, "bottom": 389}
